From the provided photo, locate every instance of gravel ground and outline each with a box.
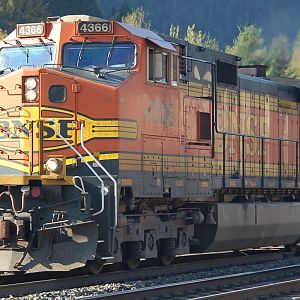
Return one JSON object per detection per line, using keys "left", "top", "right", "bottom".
{"left": 2, "top": 256, "right": 300, "bottom": 300}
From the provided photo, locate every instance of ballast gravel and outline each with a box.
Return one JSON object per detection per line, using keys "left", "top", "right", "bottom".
{"left": 2, "top": 255, "right": 300, "bottom": 300}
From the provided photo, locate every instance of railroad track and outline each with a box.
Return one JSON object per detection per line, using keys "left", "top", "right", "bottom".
{"left": 77, "top": 264, "right": 300, "bottom": 300}
{"left": 0, "top": 249, "right": 292, "bottom": 298}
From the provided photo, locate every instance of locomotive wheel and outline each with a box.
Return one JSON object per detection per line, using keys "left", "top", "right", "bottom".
{"left": 157, "top": 238, "right": 176, "bottom": 266}
{"left": 157, "top": 254, "right": 175, "bottom": 266}
{"left": 284, "top": 244, "right": 294, "bottom": 252}
{"left": 85, "top": 259, "right": 104, "bottom": 275}
{"left": 285, "top": 243, "right": 300, "bottom": 256}
{"left": 124, "top": 258, "right": 140, "bottom": 270}
{"left": 123, "top": 241, "right": 143, "bottom": 270}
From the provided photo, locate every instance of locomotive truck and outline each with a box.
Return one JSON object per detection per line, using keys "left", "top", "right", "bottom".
{"left": 0, "top": 15, "right": 299, "bottom": 274}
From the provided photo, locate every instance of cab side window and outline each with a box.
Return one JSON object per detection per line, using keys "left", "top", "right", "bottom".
{"left": 148, "top": 48, "right": 168, "bottom": 84}
{"left": 172, "top": 54, "right": 178, "bottom": 86}
{"left": 148, "top": 48, "right": 154, "bottom": 81}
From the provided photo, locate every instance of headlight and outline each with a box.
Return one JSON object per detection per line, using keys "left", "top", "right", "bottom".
{"left": 25, "top": 77, "right": 37, "bottom": 90}
{"left": 25, "top": 89, "right": 37, "bottom": 102}
{"left": 46, "top": 158, "right": 62, "bottom": 173}
{"left": 23, "top": 76, "right": 39, "bottom": 103}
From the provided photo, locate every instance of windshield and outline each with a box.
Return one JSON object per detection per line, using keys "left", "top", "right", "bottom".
{"left": 0, "top": 44, "right": 55, "bottom": 71}
{"left": 63, "top": 42, "right": 136, "bottom": 69}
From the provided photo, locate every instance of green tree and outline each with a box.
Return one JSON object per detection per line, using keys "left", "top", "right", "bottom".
{"left": 0, "top": 29, "right": 7, "bottom": 40}
{"left": 0, "top": 0, "right": 102, "bottom": 34}
{"left": 289, "top": 31, "right": 300, "bottom": 78}
{"left": 110, "top": 6, "right": 117, "bottom": 20}
{"left": 266, "top": 35, "right": 294, "bottom": 77}
{"left": 116, "top": 0, "right": 131, "bottom": 20}
{"left": 121, "top": 7, "right": 150, "bottom": 29}
{"left": 226, "top": 25, "right": 267, "bottom": 65}
{"left": 169, "top": 24, "right": 180, "bottom": 38}
{"left": 184, "top": 24, "right": 219, "bottom": 50}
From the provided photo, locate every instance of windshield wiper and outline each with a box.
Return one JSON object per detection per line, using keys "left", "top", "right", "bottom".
{"left": 76, "top": 37, "right": 87, "bottom": 67}
{"left": 101, "top": 67, "right": 131, "bottom": 75}
{"left": 38, "top": 38, "right": 53, "bottom": 61}
{"left": 0, "top": 67, "right": 13, "bottom": 75}
{"left": 106, "top": 37, "right": 116, "bottom": 66}
{"left": 15, "top": 40, "right": 29, "bottom": 63}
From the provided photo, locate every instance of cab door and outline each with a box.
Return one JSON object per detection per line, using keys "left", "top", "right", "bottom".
{"left": 39, "top": 72, "right": 78, "bottom": 171}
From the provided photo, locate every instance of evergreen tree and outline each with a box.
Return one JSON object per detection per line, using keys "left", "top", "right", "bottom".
{"left": 116, "top": 0, "right": 131, "bottom": 21}
{"left": 110, "top": 6, "right": 117, "bottom": 20}
{"left": 226, "top": 25, "right": 267, "bottom": 65}
{"left": 266, "top": 35, "right": 294, "bottom": 77}
{"left": 47, "top": 0, "right": 101, "bottom": 18}
{"left": 0, "top": 0, "right": 48, "bottom": 32}
{"left": 121, "top": 7, "right": 150, "bottom": 29}
{"left": 184, "top": 24, "right": 219, "bottom": 50}
{"left": 0, "top": 0, "right": 101, "bottom": 33}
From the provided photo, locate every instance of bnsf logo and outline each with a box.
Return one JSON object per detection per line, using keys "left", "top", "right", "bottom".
{"left": 0, "top": 119, "right": 75, "bottom": 140}
{"left": 43, "top": 120, "right": 75, "bottom": 139}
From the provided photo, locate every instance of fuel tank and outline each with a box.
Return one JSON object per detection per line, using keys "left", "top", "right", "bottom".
{"left": 192, "top": 202, "right": 300, "bottom": 252}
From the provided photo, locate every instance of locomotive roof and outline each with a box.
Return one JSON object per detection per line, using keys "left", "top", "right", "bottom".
{"left": 118, "top": 22, "right": 176, "bottom": 51}
{"left": 239, "top": 74, "right": 300, "bottom": 102}
{"left": 162, "top": 34, "right": 300, "bottom": 101}
{"left": 161, "top": 34, "right": 239, "bottom": 63}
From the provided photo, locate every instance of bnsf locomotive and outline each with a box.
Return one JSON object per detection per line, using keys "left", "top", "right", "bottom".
{"left": 0, "top": 15, "right": 299, "bottom": 274}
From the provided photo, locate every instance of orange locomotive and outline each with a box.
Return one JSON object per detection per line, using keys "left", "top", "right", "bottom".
{"left": 0, "top": 15, "right": 299, "bottom": 273}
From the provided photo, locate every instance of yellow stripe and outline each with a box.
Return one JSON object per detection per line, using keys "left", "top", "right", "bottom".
{"left": 0, "top": 150, "right": 296, "bottom": 179}
{"left": 99, "top": 153, "right": 119, "bottom": 160}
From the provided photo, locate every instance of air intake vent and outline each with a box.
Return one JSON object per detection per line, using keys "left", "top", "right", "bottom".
{"left": 238, "top": 65, "right": 267, "bottom": 78}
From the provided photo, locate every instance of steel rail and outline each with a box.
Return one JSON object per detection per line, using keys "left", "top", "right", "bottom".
{"left": 0, "top": 250, "right": 288, "bottom": 297}
{"left": 193, "top": 278, "right": 300, "bottom": 299}
{"left": 75, "top": 264, "right": 300, "bottom": 300}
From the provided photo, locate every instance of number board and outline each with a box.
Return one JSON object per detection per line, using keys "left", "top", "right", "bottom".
{"left": 17, "top": 23, "right": 45, "bottom": 37}
{"left": 77, "top": 21, "right": 113, "bottom": 34}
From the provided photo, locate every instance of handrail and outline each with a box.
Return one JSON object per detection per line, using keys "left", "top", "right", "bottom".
{"left": 50, "top": 120, "right": 106, "bottom": 217}
{"left": 72, "top": 176, "right": 89, "bottom": 210}
{"left": 80, "top": 122, "right": 118, "bottom": 227}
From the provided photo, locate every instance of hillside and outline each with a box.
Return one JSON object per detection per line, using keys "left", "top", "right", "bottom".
{"left": 97, "top": 0, "right": 300, "bottom": 47}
